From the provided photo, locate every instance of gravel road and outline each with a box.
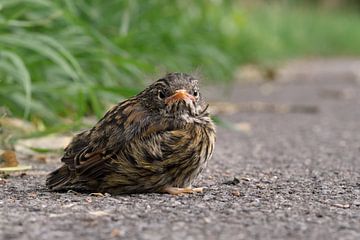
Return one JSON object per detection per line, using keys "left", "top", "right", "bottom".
{"left": 1, "top": 59, "right": 360, "bottom": 240}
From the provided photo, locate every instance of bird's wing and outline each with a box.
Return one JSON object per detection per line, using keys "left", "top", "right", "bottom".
{"left": 59, "top": 99, "right": 164, "bottom": 180}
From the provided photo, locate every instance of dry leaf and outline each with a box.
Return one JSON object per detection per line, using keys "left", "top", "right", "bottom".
{"left": 0, "top": 150, "right": 18, "bottom": 167}
{"left": 0, "top": 165, "right": 32, "bottom": 172}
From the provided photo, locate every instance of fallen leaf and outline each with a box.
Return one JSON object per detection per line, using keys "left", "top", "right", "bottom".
{"left": 0, "top": 150, "right": 18, "bottom": 167}
{"left": 0, "top": 165, "right": 32, "bottom": 172}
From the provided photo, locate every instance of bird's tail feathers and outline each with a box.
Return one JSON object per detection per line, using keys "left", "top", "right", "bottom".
{"left": 46, "top": 165, "right": 72, "bottom": 191}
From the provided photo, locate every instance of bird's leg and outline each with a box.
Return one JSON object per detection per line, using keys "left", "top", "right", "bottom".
{"left": 163, "top": 186, "right": 204, "bottom": 195}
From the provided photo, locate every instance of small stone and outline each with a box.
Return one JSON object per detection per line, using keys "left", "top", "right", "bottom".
{"left": 203, "top": 217, "right": 211, "bottom": 223}
{"left": 223, "top": 177, "right": 240, "bottom": 185}
{"left": 231, "top": 190, "right": 241, "bottom": 197}
{"left": 271, "top": 176, "right": 278, "bottom": 181}
{"left": 203, "top": 195, "right": 213, "bottom": 201}
{"left": 256, "top": 184, "right": 266, "bottom": 189}
{"left": 315, "top": 212, "right": 324, "bottom": 218}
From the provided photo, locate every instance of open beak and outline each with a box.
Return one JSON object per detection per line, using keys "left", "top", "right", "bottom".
{"left": 165, "top": 89, "right": 195, "bottom": 105}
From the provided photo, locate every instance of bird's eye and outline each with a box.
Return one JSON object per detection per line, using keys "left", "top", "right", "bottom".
{"left": 158, "top": 90, "right": 165, "bottom": 100}
{"left": 193, "top": 90, "right": 199, "bottom": 98}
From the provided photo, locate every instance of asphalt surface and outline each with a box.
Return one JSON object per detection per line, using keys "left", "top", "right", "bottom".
{"left": 1, "top": 59, "right": 360, "bottom": 240}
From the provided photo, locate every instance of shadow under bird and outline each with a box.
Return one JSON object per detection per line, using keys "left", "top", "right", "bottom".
{"left": 46, "top": 73, "right": 216, "bottom": 195}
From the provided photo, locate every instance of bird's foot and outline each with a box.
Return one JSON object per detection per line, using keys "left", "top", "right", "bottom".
{"left": 164, "top": 186, "right": 204, "bottom": 195}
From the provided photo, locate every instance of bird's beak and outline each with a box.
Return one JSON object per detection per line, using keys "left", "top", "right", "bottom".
{"left": 165, "top": 89, "right": 195, "bottom": 105}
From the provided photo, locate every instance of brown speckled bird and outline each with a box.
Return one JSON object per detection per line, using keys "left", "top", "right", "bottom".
{"left": 46, "top": 73, "right": 216, "bottom": 195}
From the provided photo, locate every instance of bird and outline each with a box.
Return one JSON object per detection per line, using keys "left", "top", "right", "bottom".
{"left": 46, "top": 72, "right": 216, "bottom": 195}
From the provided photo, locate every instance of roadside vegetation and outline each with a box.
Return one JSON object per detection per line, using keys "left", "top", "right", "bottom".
{"left": 1, "top": 0, "right": 360, "bottom": 131}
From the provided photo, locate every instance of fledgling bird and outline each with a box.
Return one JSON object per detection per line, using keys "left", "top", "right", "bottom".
{"left": 46, "top": 73, "right": 216, "bottom": 195}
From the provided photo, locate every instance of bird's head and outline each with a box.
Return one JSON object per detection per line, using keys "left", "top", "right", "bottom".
{"left": 139, "top": 73, "right": 208, "bottom": 121}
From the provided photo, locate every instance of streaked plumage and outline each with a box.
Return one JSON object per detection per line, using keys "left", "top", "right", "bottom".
{"left": 46, "top": 73, "right": 215, "bottom": 194}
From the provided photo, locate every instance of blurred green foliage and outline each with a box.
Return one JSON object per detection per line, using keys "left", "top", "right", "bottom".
{"left": 1, "top": 0, "right": 360, "bottom": 129}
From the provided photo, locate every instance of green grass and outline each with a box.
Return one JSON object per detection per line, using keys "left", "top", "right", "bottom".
{"left": 238, "top": 4, "right": 360, "bottom": 62}
{"left": 1, "top": 0, "right": 360, "bottom": 129}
